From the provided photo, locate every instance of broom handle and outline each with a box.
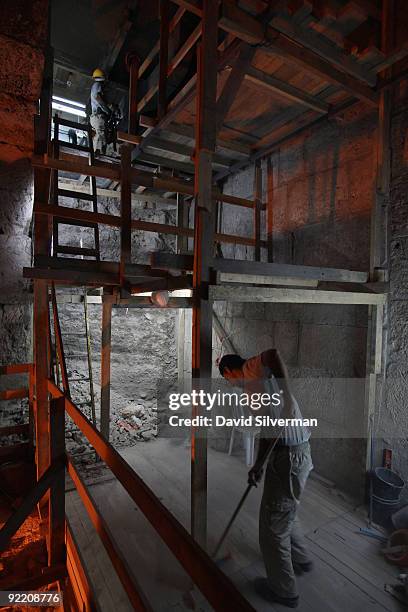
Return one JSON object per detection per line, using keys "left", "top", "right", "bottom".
{"left": 212, "top": 432, "right": 283, "bottom": 559}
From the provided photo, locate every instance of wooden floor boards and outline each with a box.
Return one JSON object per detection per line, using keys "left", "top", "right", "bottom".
{"left": 66, "top": 439, "right": 404, "bottom": 611}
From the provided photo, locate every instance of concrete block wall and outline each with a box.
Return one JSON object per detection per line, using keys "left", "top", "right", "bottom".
{"left": 218, "top": 103, "right": 378, "bottom": 500}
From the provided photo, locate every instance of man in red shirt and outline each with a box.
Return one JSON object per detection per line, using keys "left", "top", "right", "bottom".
{"left": 219, "top": 349, "right": 313, "bottom": 609}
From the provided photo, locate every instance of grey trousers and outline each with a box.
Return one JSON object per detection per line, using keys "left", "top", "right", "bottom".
{"left": 259, "top": 441, "right": 313, "bottom": 599}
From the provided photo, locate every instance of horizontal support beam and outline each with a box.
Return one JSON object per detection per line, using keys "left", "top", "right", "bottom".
{"left": 218, "top": 1, "right": 379, "bottom": 105}
{"left": 34, "top": 204, "right": 265, "bottom": 248}
{"left": 244, "top": 67, "right": 330, "bottom": 113}
{"left": 0, "top": 388, "right": 29, "bottom": 401}
{"left": 217, "top": 272, "right": 318, "bottom": 287}
{"left": 213, "top": 258, "right": 369, "bottom": 283}
{"left": 0, "top": 564, "right": 67, "bottom": 592}
{"left": 35, "top": 155, "right": 257, "bottom": 208}
{"left": 150, "top": 253, "right": 368, "bottom": 283}
{"left": 0, "top": 423, "right": 29, "bottom": 437}
{"left": 0, "top": 363, "right": 32, "bottom": 375}
{"left": 58, "top": 180, "right": 178, "bottom": 208}
{"left": 0, "top": 442, "right": 30, "bottom": 461}
{"left": 209, "top": 285, "right": 386, "bottom": 305}
{"left": 48, "top": 381, "right": 255, "bottom": 612}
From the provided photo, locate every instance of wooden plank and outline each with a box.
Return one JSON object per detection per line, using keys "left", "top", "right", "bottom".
{"left": 218, "top": 272, "right": 318, "bottom": 286}
{"left": 32, "top": 155, "right": 121, "bottom": 181}
{"left": 190, "top": 0, "right": 218, "bottom": 549}
{"left": 0, "top": 363, "right": 31, "bottom": 375}
{"left": 212, "top": 257, "right": 369, "bottom": 282}
{"left": 117, "top": 131, "right": 143, "bottom": 145}
{"left": 33, "top": 279, "right": 50, "bottom": 495}
{"left": 101, "top": 299, "right": 112, "bottom": 441}
{"left": 0, "top": 423, "right": 29, "bottom": 437}
{"left": 166, "top": 122, "right": 251, "bottom": 156}
{"left": 48, "top": 396, "right": 66, "bottom": 567}
{"left": 244, "top": 66, "right": 330, "bottom": 113}
{"left": 128, "top": 55, "right": 140, "bottom": 135}
{"left": 253, "top": 161, "right": 262, "bottom": 261}
{"left": 218, "top": 1, "right": 379, "bottom": 105}
{"left": 51, "top": 284, "right": 70, "bottom": 397}
{"left": 0, "top": 388, "right": 28, "bottom": 400}
{"left": 266, "top": 157, "right": 273, "bottom": 262}
{"left": 49, "top": 382, "right": 255, "bottom": 612}
{"left": 158, "top": 0, "right": 170, "bottom": 118}
{"left": 209, "top": 285, "right": 386, "bottom": 305}
{"left": 34, "top": 203, "right": 265, "bottom": 247}
{"left": 58, "top": 180, "right": 177, "bottom": 208}
{"left": 66, "top": 521, "right": 99, "bottom": 612}
{"left": 168, "top": 23, "right": 202, "bottom": 75}
{"left": 120, "top": 145, "right": 132, "bottom": 283}
{"left": 0, "top": 443, "right": 30, "bottom": 461}
{"left": 67, "top": 459, "right": 152, "bottom": 610}
{"left": 0, "top": 460, "right": 63, "bottom": 552}
{"left": 139, "top": 7, "right": 186, "bottom": 77}
{"left": 216, "top": 45, "right": 256, "bottom": 134}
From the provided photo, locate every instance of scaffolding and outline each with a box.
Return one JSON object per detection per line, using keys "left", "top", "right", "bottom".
{"left": 0, "top": 0, "right": 402, "bottom": 608}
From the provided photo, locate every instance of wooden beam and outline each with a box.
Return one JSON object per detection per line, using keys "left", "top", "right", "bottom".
{"left": 101, "top": 298, "right": 112, "bottom": 441}
{"left": 49, "top": 382, "right": 255, "bottom": 612}
{"left": 0, "top": 460, "right": 64, "bottom": 552}
{"left": 168, "top": 23, "right": 202, "bottom": 75}
{"left": 217, "top": 272, "right": 318, "bottom": 286}
{"left": 218, "top": 1, "right": 379, "bottom": 105}
{"left": 48, "top": 396, "right": 66, "bottom": 567}
{"left": 67, "top": 458, "right": 151, "bottom": 610}
{"left": 120, "top": 145, "right": 132, "bottom": 284}
{"left": 266, "top": 157, "right": 273, "bottom": 262}
{"left": 253, "top": 161, "right": 262, "bottom": 260}
{"left": 244, "top": 66, "right": 330, "bottom": 113}
{"left": 139, "top": 7, "right": 186, "bottom": 77}
{"left": 58, "top": 179, "right": 177, "bottom": 207}
{"left": 213, "top": 257, "right": 369, "bottom": 282}
{"left": 216, "top": 44, "right": 256, "bottom": 133}
{"left": 159, "top": 0, "right": 170, "bottom": 118}
{"left": 191, "top": 0, "right": 218, "bottom": 549}
{"left": 166, "top": 122, "right": 251, "bottom": 156}
{"left": 209, "top": 284, "right": 386, "bottom": 304}
{"left": 0, "top": 388, "right": 28, "bottom": 400}
{"left": 37, "top": 155, "right": 257, "bottom": 208}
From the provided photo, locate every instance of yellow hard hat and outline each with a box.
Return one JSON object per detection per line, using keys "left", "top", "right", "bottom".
{"left": 92, "top": 68, "right": 105, "bottom": 81}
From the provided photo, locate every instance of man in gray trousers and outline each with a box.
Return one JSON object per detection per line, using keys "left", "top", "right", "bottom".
{"left": 219, "top": 349, "right": 313, "bottom": 609}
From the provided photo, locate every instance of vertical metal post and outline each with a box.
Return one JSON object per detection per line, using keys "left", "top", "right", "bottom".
{"left": 191, "top": 0, "right": 218, "bottom": 548}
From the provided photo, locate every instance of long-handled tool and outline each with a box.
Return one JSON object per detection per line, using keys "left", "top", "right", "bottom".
{"left": 212, "top": 433, "right": 283, "bottom": 560}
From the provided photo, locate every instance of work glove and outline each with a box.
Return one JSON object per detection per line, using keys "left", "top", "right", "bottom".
{"left": 248, "top": 463, "right": 264, "bottom": 487}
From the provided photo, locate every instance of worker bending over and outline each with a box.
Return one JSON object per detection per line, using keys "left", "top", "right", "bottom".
{"left": 90, "top": 68, "right": 110, "bottom": 155}
{"left": 219, "top": 349, "right": 313, "bottom": 609}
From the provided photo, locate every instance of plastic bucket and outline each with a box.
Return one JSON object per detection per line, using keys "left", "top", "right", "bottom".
{"left": 372, "top": 468, "right": 404, "bottom": 501}
{"left": 372, "top": 494, "right": 401, "bottom": 528}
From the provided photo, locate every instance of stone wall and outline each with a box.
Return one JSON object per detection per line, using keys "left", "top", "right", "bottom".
{"left": 0, "top": 1, "right": 49, "bottom": 430}
{"left": 56, "top": 195, "right": 178, "bottom": 456}
{"left": 219, "top": 103, "right": 377, "bottom": 500}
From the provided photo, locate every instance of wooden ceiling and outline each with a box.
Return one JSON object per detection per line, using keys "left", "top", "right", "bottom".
{"left": 129, "top": 0, "right": 408, "bottom": 180}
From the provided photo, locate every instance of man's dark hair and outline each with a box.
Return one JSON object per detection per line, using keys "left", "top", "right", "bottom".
{"left": 218, "top": 354, "right": 245, "bottom": 376}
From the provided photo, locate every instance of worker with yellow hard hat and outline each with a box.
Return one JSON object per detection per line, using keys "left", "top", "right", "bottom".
{"left": 89, "top": 67, "right": 110, "bottom": 154}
